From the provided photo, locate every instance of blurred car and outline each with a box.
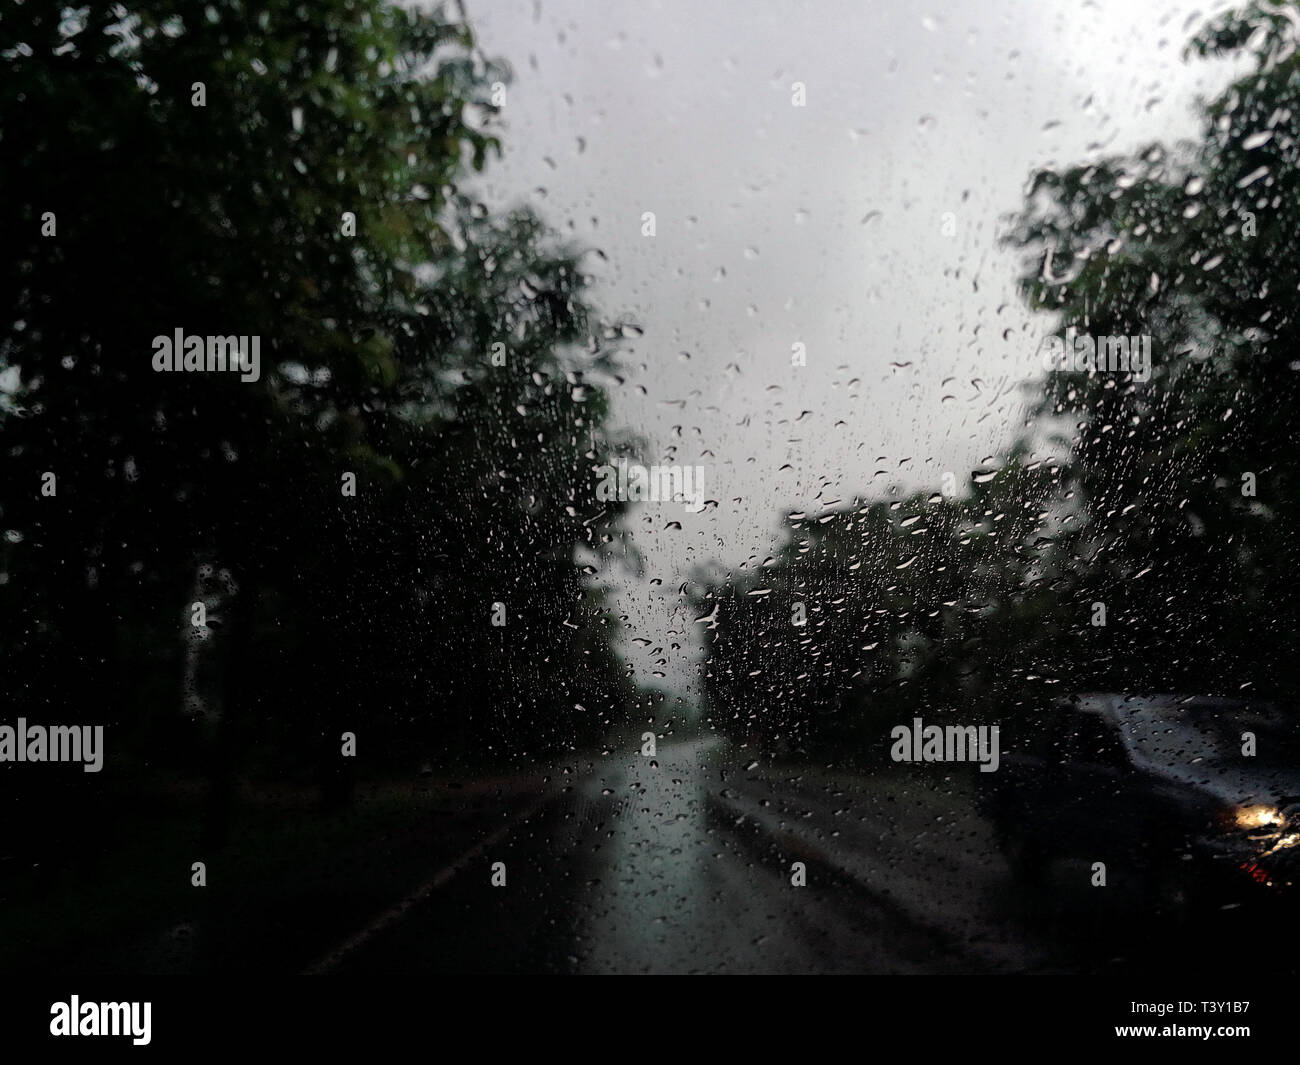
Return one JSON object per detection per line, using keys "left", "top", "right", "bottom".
{"left": 979, "top": 693, "right": 1300, "bottom": 920}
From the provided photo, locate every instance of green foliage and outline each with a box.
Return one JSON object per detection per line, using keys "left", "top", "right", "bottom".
{"left": 0, "top": 0, "right": 634, "bottom": 802}
{"left": 699, "top": 1, "right": 1300, "bottom": 757}
{"left": 1002, "top": 0, "right": 1300, "bottom": 698}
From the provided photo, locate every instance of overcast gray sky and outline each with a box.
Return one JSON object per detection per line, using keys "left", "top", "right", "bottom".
{"left": 454, "top": 0, "right": 1245, "bottom": 699}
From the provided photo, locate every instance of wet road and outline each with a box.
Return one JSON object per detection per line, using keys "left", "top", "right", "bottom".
{"left": 330, "top": 736, "right": 1073, "bottom": 974}
{"left": 317, "top": 732, "right": 1288, "bottom": 975}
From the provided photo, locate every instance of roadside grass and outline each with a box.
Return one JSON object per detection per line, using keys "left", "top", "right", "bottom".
{"left": 0, "top": 769, "right": 544, "bottom": 974}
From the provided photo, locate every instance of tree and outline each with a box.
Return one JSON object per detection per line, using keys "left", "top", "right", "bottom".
{"left": 1002, "top": 0, "right": 1300, "bottom": 701}
{"left": 696, "top": 1, "right": 1300, "bottom": 754}
{"left": 0, "top": 0, "right": 634, "bottom": 859}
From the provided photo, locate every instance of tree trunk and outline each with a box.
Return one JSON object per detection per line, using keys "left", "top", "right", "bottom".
{"left": 201, "top": 568, "right": 258, "bottom": 851}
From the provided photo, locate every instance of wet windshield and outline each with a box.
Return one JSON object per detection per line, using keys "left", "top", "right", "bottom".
{"left": 6, "top": 0, "right": 1300, "bottom": 995}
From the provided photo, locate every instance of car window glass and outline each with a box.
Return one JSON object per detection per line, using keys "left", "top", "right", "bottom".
{"left": 1068, "top": 715, "right": 1127, "bottom": 770}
